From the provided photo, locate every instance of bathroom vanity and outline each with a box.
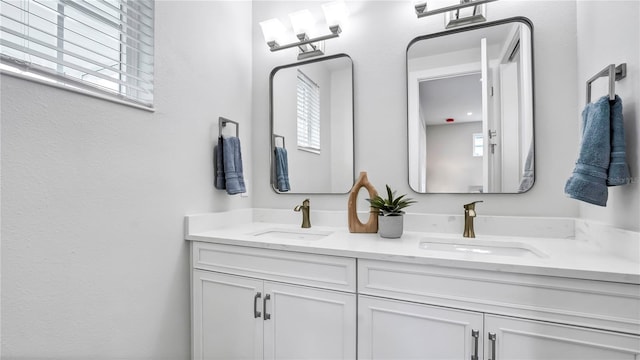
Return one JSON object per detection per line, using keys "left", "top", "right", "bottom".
{"left": 186, "top": 211, "right": 640, "bottom": 360}
{"left": 191, "top": 242, "right": 356, "bottom": 359}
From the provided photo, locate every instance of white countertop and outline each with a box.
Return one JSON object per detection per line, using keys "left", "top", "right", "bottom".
{"left": 185, "top": 210, "right": 640, "bottom": 285}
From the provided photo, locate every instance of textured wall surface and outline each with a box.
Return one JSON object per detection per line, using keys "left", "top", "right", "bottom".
{"left": 576, "top": 1, "right": 640, "bottom": 231}
{"left": 1, "top": 1, "right": 252, "bottom": 358}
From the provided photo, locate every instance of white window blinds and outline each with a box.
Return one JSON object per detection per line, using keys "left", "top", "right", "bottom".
{"left": 296, "top": 70, "right": 320, "bottom": 153}
{"left": 0, "top": 0, "right": 154, "bottom": 108}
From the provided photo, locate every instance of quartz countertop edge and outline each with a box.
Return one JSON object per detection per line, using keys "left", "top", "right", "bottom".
{"left": 185, "top": 221, "right": 640, "bottom": 285}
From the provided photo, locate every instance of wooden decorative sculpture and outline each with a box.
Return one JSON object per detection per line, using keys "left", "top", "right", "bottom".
{"left": 348, "top": 172, "right": 379, "bottom": 233}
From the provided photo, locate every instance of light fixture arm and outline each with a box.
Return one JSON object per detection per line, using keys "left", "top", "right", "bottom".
{"left": 260, "top": 1, "right": 347, "bottom": 60}
{"left": 415, "top": 0, "right": 497, "bottom": 18}
{"left": 267, "top": 29, "right": 341, "bottom": 52}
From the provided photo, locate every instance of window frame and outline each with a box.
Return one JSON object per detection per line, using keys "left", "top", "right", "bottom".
{"left": 296, "top": 69, "right": 321, "bottom": 154}
{"left": 472, "top": 132, "right": 484, "bottom": 157}
{"left": 0, "top": 0, "right": 154, "bottom": 110}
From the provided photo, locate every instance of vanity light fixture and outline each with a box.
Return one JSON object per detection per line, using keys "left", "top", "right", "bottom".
{"left": 259, "top": 0, "right": 348, "bottom": 60}
{"left": 414, "top": 0, "right": 497, "bottom": 29}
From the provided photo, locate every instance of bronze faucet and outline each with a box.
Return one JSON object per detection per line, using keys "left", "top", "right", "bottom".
{"left": 294, "top": 199, "right": 311, "bottom": 228}
{"left": 463, "top": 201, "right": 483, "bottom": 238}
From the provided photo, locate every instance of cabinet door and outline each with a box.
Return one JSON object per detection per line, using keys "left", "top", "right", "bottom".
{"left": 358, "top": 295, "right": 484, "bottom": 360}
{"left": 192, "top": 270, "right": 263, "bottom": 360}
{"left": 263, "top": 282, "right": 356, "bottom": 360}
{"left": 485, "top": 314, "right": 640, "bottom": 360}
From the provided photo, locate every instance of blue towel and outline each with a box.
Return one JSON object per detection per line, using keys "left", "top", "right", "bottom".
{"left": 222, "top": 136, "right": 246, "bottom": 195}
{"left": 564, "top": 96, "right": 610, "bottom": 206}
{"left": 214, "top": 136, "right": 226, "bottom": 190}
{"left": 274, "top": 147, "right": 290, "bottom": 192}
{"left": 607, "top": 95, "right": 631, "bottom": 186}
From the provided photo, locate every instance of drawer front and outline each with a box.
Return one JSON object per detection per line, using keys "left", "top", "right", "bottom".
{"left": 359, "top": 259, "right": 640, "bottom": 335}
{"left": 193, "top": 242, "right": 356, "bottom": 292}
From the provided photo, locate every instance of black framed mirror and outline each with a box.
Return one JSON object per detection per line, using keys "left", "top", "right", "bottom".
{"left": 407, "top": 18, "right": 535, "bottom": 194}
{"left": 270, "top": 54, "right": 354, "bottom": 194}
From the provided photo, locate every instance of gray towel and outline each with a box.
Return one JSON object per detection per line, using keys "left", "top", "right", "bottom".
{"left": 274, "top": 147, "right": 290, "bottom": 192}
{"left": 214, "top": 136, "right": 226, "bottom": 190}
{"left": 222, "top": 136, "right": 246, "bottom": 195}
{"left": 564, "top": 96, "right": 610, "bottom": 206}
{"left": 518, "top": 143, "right": 534, "bottom": 192}
{"left": 607, "top": 95, "right": 631, "bottom": 186}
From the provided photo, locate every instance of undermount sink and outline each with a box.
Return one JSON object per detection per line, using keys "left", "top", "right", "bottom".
{"left": 252, "top": 228, "right": 332, "bottom": 241}
{"left": 419, "top": 236, "right": 546, "bottom": 258}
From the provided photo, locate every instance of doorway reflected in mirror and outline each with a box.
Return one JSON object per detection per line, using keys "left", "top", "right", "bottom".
{"left": 407, "top": 18, "right": 534, "bottom": 194}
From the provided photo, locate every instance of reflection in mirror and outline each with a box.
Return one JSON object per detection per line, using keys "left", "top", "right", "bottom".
{"left": 407, "top": 18, "right": 534, "bottom": 194}
{"left": 271, "top": 54, "right": 354, "bottom": 194}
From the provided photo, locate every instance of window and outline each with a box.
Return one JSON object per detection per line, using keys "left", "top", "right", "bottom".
{"left": 0, "top": 0, "right": 154, "bottom": 108}
{"left": 296, "top": 70, "right": 320, "bottom": 153}
{"left": 473, "top": 133, "right": 483, "bottom": 157}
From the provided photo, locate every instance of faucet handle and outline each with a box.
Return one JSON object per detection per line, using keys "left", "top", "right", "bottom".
{"left": 463, "top": 200, "right": 483, "bottom": 210}
{"left": 294, "top": 199, "right": 310, "bottom": 211}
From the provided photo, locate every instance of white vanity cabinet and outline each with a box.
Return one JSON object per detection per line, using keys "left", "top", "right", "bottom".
{"left": 191, "top": 242, "right": 357, "bottom": 360}
{"left": 358, "top": 295, "right": 484, "bottom": 359}
{"left": 358, "top": 259, "right": 640, "bottom": 360}
{"left": 188, "top": 237, "right": 640, "bottom": 360}
{"left": 192, "top": 270, "right": 263, "bottom": 360}
{"left": 485, "top": 314, "right": 640, "bottom": 360}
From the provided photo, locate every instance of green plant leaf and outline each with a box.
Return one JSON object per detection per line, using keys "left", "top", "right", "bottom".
{"left": 366, "top": 184, "right": 415, "bottom": 215}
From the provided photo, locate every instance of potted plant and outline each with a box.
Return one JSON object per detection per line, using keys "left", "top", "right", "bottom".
{"left": 367, "top": 185, "right": 416, "bottom": 238}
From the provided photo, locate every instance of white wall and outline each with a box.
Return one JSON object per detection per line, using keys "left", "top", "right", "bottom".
{"left": 575, "top": 1, "right": 640, "bottom": 232}
{"left": 426, "top": 122, "right": 483, "bottom": 192}
{"left": 330, "top": 66, "right": 354, "bottom": 193}
{"left": 1, "top": 1, "right": 253, "bottom": 358}
{"left": 253, "top": 1, "right": 579, "bottom": 218}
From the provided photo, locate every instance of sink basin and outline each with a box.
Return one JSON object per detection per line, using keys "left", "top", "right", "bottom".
{"left": 419, "top": 236, "right": 546, "bottom": 258}
{"left": 252, "top": 228, "right": 332, "bottom": 241}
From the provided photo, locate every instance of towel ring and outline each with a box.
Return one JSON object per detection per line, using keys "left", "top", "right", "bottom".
{"left": 219, "top": 117, "right": 239, "bottom": 138}
{"left": 586, "top": 63, "right": 626, "bottom": 104}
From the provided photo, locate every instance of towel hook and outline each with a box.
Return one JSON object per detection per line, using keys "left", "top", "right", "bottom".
{"left": 586, "top": 63, "right": 626, "bottom": 104}
{"left": 219, "top": 117, "right": 239, "bottom": 138}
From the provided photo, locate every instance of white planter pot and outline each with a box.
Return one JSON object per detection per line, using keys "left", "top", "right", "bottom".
{"left": 378, "top": 215, "right": 404, "bottom": 238}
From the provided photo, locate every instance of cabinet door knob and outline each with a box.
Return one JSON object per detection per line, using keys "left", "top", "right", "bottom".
{"left": 253, "top": 292, "right": 262, "bottom": 318}
{"left": 471, "top": 329, "right": 479, "bottom": 360}
{"left": 488, "top": 332, "right": 497, "bottom": 360}
{"left": 263, "top": 294, "right": 271, "bottom": 320}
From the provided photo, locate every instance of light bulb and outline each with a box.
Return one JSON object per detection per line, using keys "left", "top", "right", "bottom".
{"left": 289, "top": 9, "right": 316, "bottom": 37}
{"left": 322, "top": 1, "right": 349, "bottom": 29}
{"left": 259, "top": 18, "right": 286, "bottom": 45}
